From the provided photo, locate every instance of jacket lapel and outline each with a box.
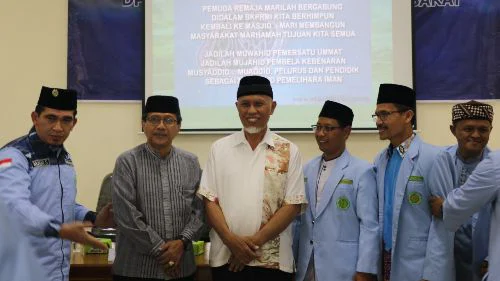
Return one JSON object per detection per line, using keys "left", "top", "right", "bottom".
{"left": 377, "top": 149, "right": 389, "bottom": 231}
{"left": 307, "top": 157, "right": 322, "bottom": 218}
{"left": 316, "top": 150, "right": 350, "bottom": 218}
{"left": 391, "top": 136, "right": 420, "bottom": 248}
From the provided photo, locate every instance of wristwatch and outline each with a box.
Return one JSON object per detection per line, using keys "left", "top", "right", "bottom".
{"left": 176, "top": 235, "right": 191, "bottom": 250}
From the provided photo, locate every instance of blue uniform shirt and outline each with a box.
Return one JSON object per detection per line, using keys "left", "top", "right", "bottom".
{"left": 0, "top": 196, "right": 47, "bottom": 280}
{"left": 430, "top": 145, "right": 491, "bottom": 281}
{"left": 443, "top": 151, "right": 500, "bottom": 281}
{"left": 0, "top": 129, "right": 90, "bottom": 281}
{"left": 383, "top": 148, "right": 402, "bottom": 251}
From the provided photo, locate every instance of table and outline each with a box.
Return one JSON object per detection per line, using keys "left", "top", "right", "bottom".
{"left": 70, "top": 243, "right": 212, "bottom": 281}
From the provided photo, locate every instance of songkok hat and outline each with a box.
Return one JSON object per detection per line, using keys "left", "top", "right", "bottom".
{"left": 145, "top": 95, "right": 181, "bottom": 116}
{"left": 237, "top": 76, "right": 273, "bottom": 99}
{"left": 376, "top": 84, "right": 416, "bottom": 110}
{"left": 319, "top": 100, "right": 354, "bottom": 126}
{"left": 452, "top": 100, "right": 493, "bottom": 123}
{"left": 37, "top": 86, "right": 77, "bottom": 110}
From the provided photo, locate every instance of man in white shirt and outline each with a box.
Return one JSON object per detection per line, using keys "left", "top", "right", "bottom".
{"left": 197, "top": 76, "right": 307, "bottom": 281}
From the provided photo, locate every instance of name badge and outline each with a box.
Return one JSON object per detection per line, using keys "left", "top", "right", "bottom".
{"left": 32, "top": 158, "right": 50, "bottom": 167}
{"left": 339, "top": 179, "right": 353, "bottom": 185}
{"left": 408, "top": 175, "right": 424, "bottom": 182}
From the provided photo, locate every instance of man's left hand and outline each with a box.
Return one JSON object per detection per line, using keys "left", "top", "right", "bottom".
{"left": 94, "top": 203, "right": 115, "bottom": 227}
{"left": 158, "top": 240, "right": 184, "bottom": 268}
{"left": 165, "top": 262, "right": 181, "bottom": 278}
{"left": 353, "top": 272, "right": 377, "bottom": 281}
{"left": 242, "top": 236, "right": 261, "bottom": 253}
{"left": 429, "top": 195, "right": 444, "bottom": 218}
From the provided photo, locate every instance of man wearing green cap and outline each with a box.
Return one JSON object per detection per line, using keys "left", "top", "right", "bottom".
{"left": 0, "top": 86, "right": 112, "bottom": 281}
{"left": 198, "top": 76, "right": 307, "bottom": 281}
{"left": 112, "top": 95, "right": 204, "bottom": 281}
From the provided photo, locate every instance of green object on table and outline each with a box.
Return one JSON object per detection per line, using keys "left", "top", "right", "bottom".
{"left": 192, "top": 241, "right": 205, "bottom": 256}
{"left": 84, "top": 238, "right": 112, "bottom": 254}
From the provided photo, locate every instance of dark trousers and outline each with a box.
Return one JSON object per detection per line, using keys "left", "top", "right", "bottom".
{"left": 113, "top": 274, "right": 194, "bottom": 281}
{"left": 211, "top": 265, "right": 293, "bottom": 281}
{"left": 383, "top": 249, "right": 391, "bottom": 281}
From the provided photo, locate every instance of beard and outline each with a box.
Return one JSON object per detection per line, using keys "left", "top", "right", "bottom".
{"left": 244, "top": 126, "right": 264, "bottom": 134}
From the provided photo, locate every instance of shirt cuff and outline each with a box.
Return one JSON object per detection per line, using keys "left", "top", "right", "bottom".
{"left": 149, "top": 239, "right": 165, "bottom": 258}
{"left": 44, "top": 222, "right": 61, "bottom": 238}
{"left": 284, "top": 195, "right": 308, "bottom": 213}
{"left": 197, "top": 187, "right": 217, "bottom": 202}
{"left": 83, "top": 211, "right": 97, "bottom": 224}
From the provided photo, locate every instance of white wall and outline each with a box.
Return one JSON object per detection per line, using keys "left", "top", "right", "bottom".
{"left": 1, "top": 1, "right": 499, "bottom": 209}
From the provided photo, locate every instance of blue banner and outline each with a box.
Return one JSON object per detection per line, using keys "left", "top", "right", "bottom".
{"left": 68, "top": 0, "right": 144, "bottom": 101}
{"left": 413, "top": 0, "right": 500, "bottom": 100}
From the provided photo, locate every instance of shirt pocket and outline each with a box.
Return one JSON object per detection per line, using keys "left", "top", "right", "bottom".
{"left": 333, "top": 185, "right": 359, "bottom": 242}
{"left": 405, "top": 177, "right": 428, "bottom": 207}
{"left": 406, "top": 236, "right": 428, "bottom": 260}
{"left": 264, "top": 170, "right": 287, "bottom": 204}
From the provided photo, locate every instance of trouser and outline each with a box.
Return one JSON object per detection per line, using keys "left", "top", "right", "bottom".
{"left": 211, "top": 264, "right": 293, "bottom": 281}
{"left": 113, "top": 274, "right": 194, "bottom": 281}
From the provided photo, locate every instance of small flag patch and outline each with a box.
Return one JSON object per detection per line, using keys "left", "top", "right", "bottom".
{"left": 0, "top": 158, "right": 12, "bottom": 169}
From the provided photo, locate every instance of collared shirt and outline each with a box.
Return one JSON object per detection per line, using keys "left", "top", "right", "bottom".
{"left": 112, "top": 144, "right": 204, "bottom": 279}
{"left": 387, "top": 133, "right": 416, "bottom": 158}
{"left": 304, "top": 157, "right": 335, "bottom": 280}
{"left": 0, "top": 196, "right": 47, "bottom": 280}
{"left": 443, "top": 151, "right": 500, "bottom": 281}
{"left": 384, "top": 134, "right": 415, "bottom": 250}
{"left": 0, "top": 129, "right": 89, "bottom": 281}
{"left": 197, "top": 129, "right": 307, "bottom": 272}
{"left": 316, "top": 158, "right": 336, "bottom": 207}
{"left": 454, "top": 150, "right": 486, "bottom": 281}
{"left": 383, "top": 148, "right": 402, "bottom": 251}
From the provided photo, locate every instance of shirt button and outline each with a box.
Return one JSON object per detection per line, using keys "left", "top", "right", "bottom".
{"left": 310, "top": 240, "right": 313, "bottom": 245}
{"left": 312, "top": 220, "right": 315, "bottom": 224}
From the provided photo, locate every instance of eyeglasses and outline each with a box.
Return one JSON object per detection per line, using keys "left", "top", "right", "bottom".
{"left": 371, "top": 111, "right": 403, "bottom": 122}
{"left": 311, "top": 125, "right": 341, "bottom": 133}
{"left": 146, "top": 116, "right": 178, "bottom": 126}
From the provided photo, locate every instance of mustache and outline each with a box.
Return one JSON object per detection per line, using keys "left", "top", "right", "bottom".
{"left": 377, "top": 125, "right": 388, "bottom": 130}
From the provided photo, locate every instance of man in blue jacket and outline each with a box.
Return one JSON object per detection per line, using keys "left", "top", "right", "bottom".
{"left": 373, "top": 84, "right": 448, "bottom": 281}
{"left": 294, "top": 101, "right": 379, "bottom": 281}
{"left": 428, "top": 101, "right": 494, "bottom": 281}
{"left": 435, "top": 151, "right": 500, "bottom": 281}
{"left": 0, "top": 196, "right": 46, "bottom": 280}
{"left": 0, "top": 86, "right": 112, "bottom": 281}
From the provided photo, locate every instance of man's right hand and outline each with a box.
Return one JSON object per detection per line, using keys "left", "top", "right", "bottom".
{"left": 429, "top": 195, "right": 444, "bottom": 218}
{"left": 228, "top": 255, "right": 246, "bottom": 272}
{"left": 224, "top": 233, "right": 259, "bottom": 265}
{"left": 59, "top": 222, "right": 107, "bottom": 250}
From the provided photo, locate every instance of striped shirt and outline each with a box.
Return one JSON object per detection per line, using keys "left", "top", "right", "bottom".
{"left": 112, "top": 144, "right": 204, "bottom": 279}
